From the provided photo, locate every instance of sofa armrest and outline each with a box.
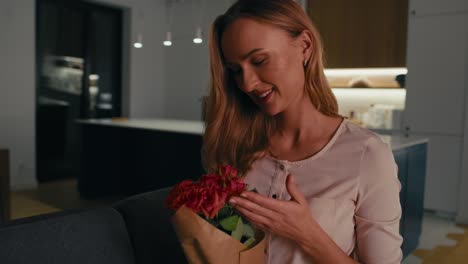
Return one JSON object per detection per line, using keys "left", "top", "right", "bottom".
{"left": 0, "top": 207, "right": 135, "bottom": 264}
{"left": 113, "top": 188, "right": 187, "bottom": 264}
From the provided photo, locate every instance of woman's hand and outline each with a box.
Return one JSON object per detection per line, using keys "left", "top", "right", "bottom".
{"left": 229, "top": 174, "right": 358, "bottom": 264}
{"left": 229, "top": 174, "right": 319, "bottom": 243}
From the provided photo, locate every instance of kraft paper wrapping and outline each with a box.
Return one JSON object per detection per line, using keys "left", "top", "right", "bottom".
{"left": 171, "top": 206, "right": 265, "bottom": 264}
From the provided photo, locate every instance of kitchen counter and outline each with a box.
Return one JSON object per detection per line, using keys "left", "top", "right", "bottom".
{"left": 77, "top": 118, "right": 205, "bottom": 135}
{"left": 379, "top": 135, "right": 429, "bottom": 151}
{"left": 76, "top": 119, "right": 205, "bottom": 198}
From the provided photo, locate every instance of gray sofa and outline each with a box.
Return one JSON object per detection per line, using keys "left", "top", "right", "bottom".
{"left": 0, "top": 188, "right": 187, "bottom": 264}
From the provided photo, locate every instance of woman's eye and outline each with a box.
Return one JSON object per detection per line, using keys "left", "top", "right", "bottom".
{"left": 252, "top": 59, "right": 266, "bottom": 66}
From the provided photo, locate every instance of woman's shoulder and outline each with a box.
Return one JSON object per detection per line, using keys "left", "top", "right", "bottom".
{"left": 341, "top": 121, "right": 397, "bottom": 183}
{"left": 340, "top": 119, "right": 390, "bottom": 152}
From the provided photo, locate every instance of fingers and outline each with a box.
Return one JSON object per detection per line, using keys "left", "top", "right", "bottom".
{"left": 286, "top": 174, "right": 307, "bottom": 205}
{"left": 236, "top": 191, "right": 287, "bottom": 213}
{"left": 229, "top": 195, "right": 276, "bottom": 219}
{"left": 233, "top": 205, "right": 271, "bottom": 231}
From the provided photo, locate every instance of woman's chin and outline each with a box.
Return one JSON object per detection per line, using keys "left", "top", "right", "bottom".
{"left": 259, "top": 106, "right": 282, "bottom": 116}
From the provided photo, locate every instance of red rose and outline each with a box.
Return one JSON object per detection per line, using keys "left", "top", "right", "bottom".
{"left": 219, "top": 165, "right": 238, "bottom": 179}
{"left": 165, "top": 180, "right": 196, "bottom": 210}
{"left": 198, "top": 185, "right": 229, "bottom": 219}
{"left": 199, "top": 174, "right": 222, "bottom": 187}
{"left": 226, "top": 176, "right": 247, "bottom": 196}
{"left": 165, "top": 165, "right": 247, "bottom": 219}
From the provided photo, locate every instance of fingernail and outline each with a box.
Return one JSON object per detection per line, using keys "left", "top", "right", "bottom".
{"left": 229, "top": 198, "right": 236, "bottom": 204}
{"left": 240, "top": 192, "right": 248, "bottom": 198}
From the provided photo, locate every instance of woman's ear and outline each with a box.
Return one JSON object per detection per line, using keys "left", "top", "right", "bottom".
{"left": 298, "top": 29, "right": 313, "bottom": 66}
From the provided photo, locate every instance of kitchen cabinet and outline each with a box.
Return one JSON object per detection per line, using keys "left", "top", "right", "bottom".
{"left": 76, "top": 120, "right": 204, "bottom": 198}
{"left": 0, "top": 149, "right": 9, "bottom": 223}
{"left": 418, "top": 135, "right": 461, "bottom": 214}
{"left": 404, "top": 13, "right": 468, "bottom": 136}
{"left": 409, "top": 0, "right": 468, "bottom": 15}
{"left": 394, "top": 148, "right": 408, "bottom": 234}
{"left": 307, "top": 0, "right": 408, "bottom": 68}
{"left": 394, "top": 143, "right": 427, "bottom": 258}
{"left": 459, "top": 100, "right": 468, "bottom": 223}
{"left": 403, "top": 6, "right": 468, "bottom": 214}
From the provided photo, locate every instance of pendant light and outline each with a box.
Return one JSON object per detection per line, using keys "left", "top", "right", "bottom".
{"left": 164, "top": 0, "right": 176, "bottom": 47}
{"left": 164, "top": 32, "right": 172, "bottom": 46}
{"left": 193, "top": 27, "right": 203, "bottom": 44}
{"left": 193, "top": 0, "right": 206, "bottom": 45}
{"left": 133, "top": 10, "right": 144, "bottom": 49}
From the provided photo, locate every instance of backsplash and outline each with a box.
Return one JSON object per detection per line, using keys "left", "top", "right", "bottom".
{"left": 332, "top": 88, "right": 406, "bottom": 129}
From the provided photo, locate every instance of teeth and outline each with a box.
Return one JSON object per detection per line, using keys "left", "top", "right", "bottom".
{"left": 259, "top": 89, "right": 273, "bottom": 98}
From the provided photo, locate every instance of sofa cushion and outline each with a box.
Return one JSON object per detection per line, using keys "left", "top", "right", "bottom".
{"left": 113, "top": 188, "right": 186, "bottom": 264}
{"left": 0, "top": 207, "right": 135, "bottom": 264}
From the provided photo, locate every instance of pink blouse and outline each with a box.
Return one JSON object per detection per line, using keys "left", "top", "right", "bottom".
{"left": 243, "top": 119, "right": 403, "bottom": 263}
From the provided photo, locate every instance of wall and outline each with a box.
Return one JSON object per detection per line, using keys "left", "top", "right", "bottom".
{"left": 93, "top": 0, "right": 166, "bottom": 118}
{"left": 0, "top": 0, "right": 166, "bottom": 189}
{"left": 163, "top": 0, "right": 232, "bottom": 120}
{"left": 163, "top": 0, "right": 307, "bottom": 120}
{"left": 0, "top": 0, "right": 36, "bottom": 189}
{"left": 332, "top": 88, "right": 406, "bottom": 117}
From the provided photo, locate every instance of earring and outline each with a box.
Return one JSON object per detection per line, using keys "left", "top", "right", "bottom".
{"left": 304, "top": 59, "right": 308, "bottom": 67}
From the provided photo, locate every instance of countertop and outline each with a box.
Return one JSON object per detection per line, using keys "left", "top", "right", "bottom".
{"left": 379, "top": 135, "right": 428, "bottom": 151}
{"left": 77, "top": 118, "right": 428, "bottom": 150}
{"left": 77, "top": 118, "right": 205, "bottom": 135}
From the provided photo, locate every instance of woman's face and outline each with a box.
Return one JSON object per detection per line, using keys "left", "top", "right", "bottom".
{"left": 221, "top": 18, "right": 310, "bottom": 116}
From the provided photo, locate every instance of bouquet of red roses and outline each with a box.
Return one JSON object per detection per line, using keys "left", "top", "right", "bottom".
{"left": 166, "top": 165, "right": 264, "bottom": 264}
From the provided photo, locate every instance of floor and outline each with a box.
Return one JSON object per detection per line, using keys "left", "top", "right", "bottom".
{"left": 402, "top": 213, "right": 468, "bottom": 264}
{"left": 8, "top": 179, "right": 468, "bottom": 263}
{"left": 10, "top": 179, "right": 122, "bottom": 220}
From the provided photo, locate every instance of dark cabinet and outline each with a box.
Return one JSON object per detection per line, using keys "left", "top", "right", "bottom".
{"left": 394, "top": 148, "right": 408, "bottom": 234}
{"left": 77, "top": 124, "right": 204, "bottom": 199}
{"left": 36, "top": 0, "right": 123, "bottom": 183}
{"left": 307, "top": 0, "right": 409, "bottom": 68}
{"left": 393, "top": 143, "right": 427, "bottom": 257}
{"left": 0, "top": 149, "right": 9, "bottom": 223}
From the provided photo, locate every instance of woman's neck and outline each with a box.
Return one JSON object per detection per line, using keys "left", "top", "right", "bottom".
{"left": 273, "top": 92, "right": 331, "bottom": 146}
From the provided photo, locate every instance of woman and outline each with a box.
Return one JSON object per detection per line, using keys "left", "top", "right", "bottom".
{"left": 202, "top": 0, "right": 403, "bottom": 263}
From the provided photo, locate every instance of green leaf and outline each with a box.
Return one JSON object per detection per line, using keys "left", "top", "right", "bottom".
{"left": 243, "top": 237, "right": 256, "bottom": 248}
{"left": 242, "top": 223, "right": 255, "bottom": 238}
{"left": 231, "top": 217, "right": 244, "bottom": 241}
{"left": 220, "top": 215, "right": 239, "bottom": 232}
{"left": 216, "top": 205, "right": 233, "bottom": 220}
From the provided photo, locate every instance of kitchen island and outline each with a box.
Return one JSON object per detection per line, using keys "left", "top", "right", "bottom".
{"left": 77, "top": 118, "right": 427, "bottom": 258}
{"left": 76, "top": 119, "right": 205, "bottom": 199}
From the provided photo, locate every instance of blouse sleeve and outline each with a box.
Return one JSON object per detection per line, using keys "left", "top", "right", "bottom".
{"left": 354, "top": 136, "right": 403, "bottom": 264}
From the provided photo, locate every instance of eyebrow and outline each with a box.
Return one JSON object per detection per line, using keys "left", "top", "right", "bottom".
{"left": 242, "top": 48, "right": 264, "bottom": 59}
{"left": 226, "top": 48, "right": 265, "bottom": 66}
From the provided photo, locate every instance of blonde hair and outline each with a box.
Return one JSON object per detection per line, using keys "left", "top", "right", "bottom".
{"left": 202, "top": 0, "right": 340, "bottom": 176}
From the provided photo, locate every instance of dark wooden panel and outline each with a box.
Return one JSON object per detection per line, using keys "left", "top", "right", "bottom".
{"left": 308, "top": 0, "right": 408, "bottom": 68}
{"left": 0, "top": 149, "right": 10, "bottom": 223}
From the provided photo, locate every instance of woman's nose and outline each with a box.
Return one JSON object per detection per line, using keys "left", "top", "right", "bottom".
{"left": 239, "top": 69, "right": 259, "bottom": 93}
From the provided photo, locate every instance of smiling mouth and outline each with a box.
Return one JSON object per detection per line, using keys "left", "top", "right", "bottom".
{"left": 257, "top": 89, "right": 273, "bottom": 99}
{"left": 253, "top": 88, "right": 275, "bottom": 104}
